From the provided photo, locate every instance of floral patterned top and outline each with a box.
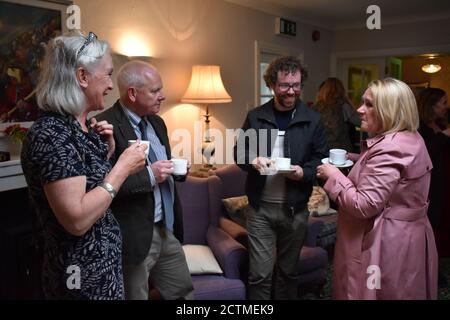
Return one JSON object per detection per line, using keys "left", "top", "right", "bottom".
{"left": 21, "top": 112, "right": 123, "bottom": 300}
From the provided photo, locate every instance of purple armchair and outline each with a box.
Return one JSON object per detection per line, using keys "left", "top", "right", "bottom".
{"left": 175, "top": 175, "right": 247, "bottom": 300}
{"left": 214, "top": 164, "right": 328, "bottom": 298}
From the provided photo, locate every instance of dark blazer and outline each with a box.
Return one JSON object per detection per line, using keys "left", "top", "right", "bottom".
{"left": 234, "top": 99, "right": 328, "bottom": 212}
{"left": 96, "top": 100, "right": 184, "bottom": 265}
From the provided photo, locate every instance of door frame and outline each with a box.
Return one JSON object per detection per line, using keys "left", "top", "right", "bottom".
{"left": 340, "top": 57, "right": 386, "bottom": 92}
{"left": 330, "top": 43, "right": 450, "bottom": 77}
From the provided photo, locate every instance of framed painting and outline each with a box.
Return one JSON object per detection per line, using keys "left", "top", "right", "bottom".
{"left": 0, "top": 0, "right": 69, "bottom": 131}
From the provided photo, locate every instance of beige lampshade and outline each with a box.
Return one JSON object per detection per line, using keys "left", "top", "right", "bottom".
{"left": 181, "top": 65, "right": 232, "bottom": 104}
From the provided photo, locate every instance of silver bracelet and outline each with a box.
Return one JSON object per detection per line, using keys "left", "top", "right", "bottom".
{"left": 99, "top": 181, "right": 116, "bottom": 199}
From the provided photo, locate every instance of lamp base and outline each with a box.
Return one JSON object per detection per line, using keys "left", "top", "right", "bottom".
{"left": 201, "top": 140, "right": 215, "bottom": 170}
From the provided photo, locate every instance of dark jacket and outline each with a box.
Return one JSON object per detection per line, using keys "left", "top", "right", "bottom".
{"left": 418, "top": 121, "right": 450, "bottom": 227}
{"left": 96, "top": 100, "right": 184, "bottom": 265}
{"left": 234, "top": 99, "right": 328, "bottom": 213}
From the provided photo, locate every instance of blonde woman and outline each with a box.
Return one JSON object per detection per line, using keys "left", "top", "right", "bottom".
{"left": 316, "top": 78, "right": 438, "bottom": 299}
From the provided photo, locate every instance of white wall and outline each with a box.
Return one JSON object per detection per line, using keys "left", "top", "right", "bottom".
{"left": 333, "top": 18, "right": 450, "bottom": 52}
{"left": 331, "top": 18, "right": 450, "bottom": 107}
{"left": 74, "top": 0, "right": 333, "bottom": 163}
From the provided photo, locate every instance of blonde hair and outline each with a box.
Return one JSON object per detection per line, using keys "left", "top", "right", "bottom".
{"left": 368, "top": 78, "right": 419, "bottom": 134}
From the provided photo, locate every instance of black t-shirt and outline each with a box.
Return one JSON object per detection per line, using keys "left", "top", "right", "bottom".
{"left": 273, "top": 107, "right": 295, "bottom": 130}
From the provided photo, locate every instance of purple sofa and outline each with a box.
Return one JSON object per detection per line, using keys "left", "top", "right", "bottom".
{"left": 213, "top": 164, "right": 328, "bottom": 298}
{"left": 175, "top": 175, "right": 247, "bottom": 300}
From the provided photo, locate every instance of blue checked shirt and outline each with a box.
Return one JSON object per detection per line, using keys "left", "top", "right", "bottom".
{"left": 121, "top": 103, "right": 175, "bottom": 223}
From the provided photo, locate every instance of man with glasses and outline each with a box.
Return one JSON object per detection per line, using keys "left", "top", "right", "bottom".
{"left": 234, "top": 55, "right": 328, "bottom": 299}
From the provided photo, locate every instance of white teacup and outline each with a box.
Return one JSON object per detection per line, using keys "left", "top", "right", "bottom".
{"left": 128, "top": 140, "right": 150, "bottom": 156}
{"left": 171, "top": 158, "right": 188, "bottom": 175}
{"left": 274, "top": 157, "right": 291, "bottom": 170}
{"left": 329, "top": 149, "right": 347, "bottom": 165}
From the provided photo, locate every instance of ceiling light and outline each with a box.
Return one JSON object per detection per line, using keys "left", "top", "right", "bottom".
{"left": 421, "top": 60, "right": 442, "bottom": 74}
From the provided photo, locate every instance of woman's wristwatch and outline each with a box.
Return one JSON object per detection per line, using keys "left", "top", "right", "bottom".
{"left": 99, "top": 181, "right": 117, "bottom": 199}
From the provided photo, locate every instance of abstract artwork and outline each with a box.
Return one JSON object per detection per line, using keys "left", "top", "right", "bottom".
{"left": 0, "top": 0, "right": 65, "bottom": 127}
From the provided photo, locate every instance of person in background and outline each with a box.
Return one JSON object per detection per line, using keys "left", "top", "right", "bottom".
{"left": 316, "top": 78, "right": 438, "bottom": 299}
{"left": 417, "top": 87, "right": 450, "bottom": 287}
{"left": 312, "top": 77, "right": 361, "bottom": 152}
{"left": 234, "top": 56, "right": 328, "bottom": 299}
{"left": 96, "top": 61, "right": 194, "bottom": 300}
{"left": 21, "top": 31, "right": 147, "bottom": 299}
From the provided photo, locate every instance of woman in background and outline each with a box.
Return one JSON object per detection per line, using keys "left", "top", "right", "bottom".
{"left": 316, "top": 78, "right": 438, "bottom": 299}
{"left": 313, "top": 77, "right": 361, "bottom": 152}
{"left": 21, "top": 31, "right": 147, "bottom": 299}
{"left": 417, "top": 88, "right": 450, "bottom": 228}
{"left": 417, "top": 87, "right": 450, "bottom": 287}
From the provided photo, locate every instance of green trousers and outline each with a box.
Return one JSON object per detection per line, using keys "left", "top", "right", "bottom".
{"left": 247, "top": 201, "right": 309, "bottom": 300}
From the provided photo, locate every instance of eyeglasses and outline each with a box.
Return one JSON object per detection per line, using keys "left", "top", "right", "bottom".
{"left": 277, "top": 82, "right": 301, "bottom": 92}
{"left": 76, "top": 31, "right": 97, "bottom": 58}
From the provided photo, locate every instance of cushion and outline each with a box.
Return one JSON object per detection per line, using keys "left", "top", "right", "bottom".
{"left": 182, "top": 245, "right": 223, "bottom": 275}
{"left": 308, "top": 186, "right": 337, "bottom": 216}
{"left": 222, "top": 196, "right": 250, "bottom": 228}
{"left": 298, "top": 246, "right": 328, "bottom": 274}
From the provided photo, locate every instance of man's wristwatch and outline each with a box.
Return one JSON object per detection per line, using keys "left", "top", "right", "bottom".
{"left": 99, "top": 182, "right": 117, "bottom": 199}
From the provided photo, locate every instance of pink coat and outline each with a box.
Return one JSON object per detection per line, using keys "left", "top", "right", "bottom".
{"left": 324, "top": 131, "right": 438, "bottom": 300}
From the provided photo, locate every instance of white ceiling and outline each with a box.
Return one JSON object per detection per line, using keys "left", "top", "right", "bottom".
{"left": 225, "top": 0, "right": 450, "bottom": 29}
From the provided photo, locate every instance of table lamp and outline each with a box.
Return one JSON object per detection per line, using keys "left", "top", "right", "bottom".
{"left": 181, "top": 65, "right": 232, "bottom": 168}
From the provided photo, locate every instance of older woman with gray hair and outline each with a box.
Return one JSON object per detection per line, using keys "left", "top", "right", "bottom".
{"left": 21, "top": 31, "right": 147, "bottom": 299}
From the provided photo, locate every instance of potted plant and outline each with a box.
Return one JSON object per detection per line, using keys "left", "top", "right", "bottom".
{"left": 4, "top": 124, "right": 28, "bottom": 143}
{"left": 1, "top": 124, "right": 28, "bottom": 158}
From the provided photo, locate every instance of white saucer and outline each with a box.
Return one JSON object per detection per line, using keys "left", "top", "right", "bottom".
{"left": 321, "top": 158, "right": 354, "bottom": 168}
{"left": 276, "top": 168, "right": 295, "bottom": 173}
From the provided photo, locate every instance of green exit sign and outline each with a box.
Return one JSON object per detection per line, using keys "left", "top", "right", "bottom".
{"left": 275, "top": 17, "right": 296, "bottom": 37}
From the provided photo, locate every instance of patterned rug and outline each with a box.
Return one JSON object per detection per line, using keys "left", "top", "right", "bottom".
{"left": 302, "top": 257, "right": 450, "bottom": 300}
